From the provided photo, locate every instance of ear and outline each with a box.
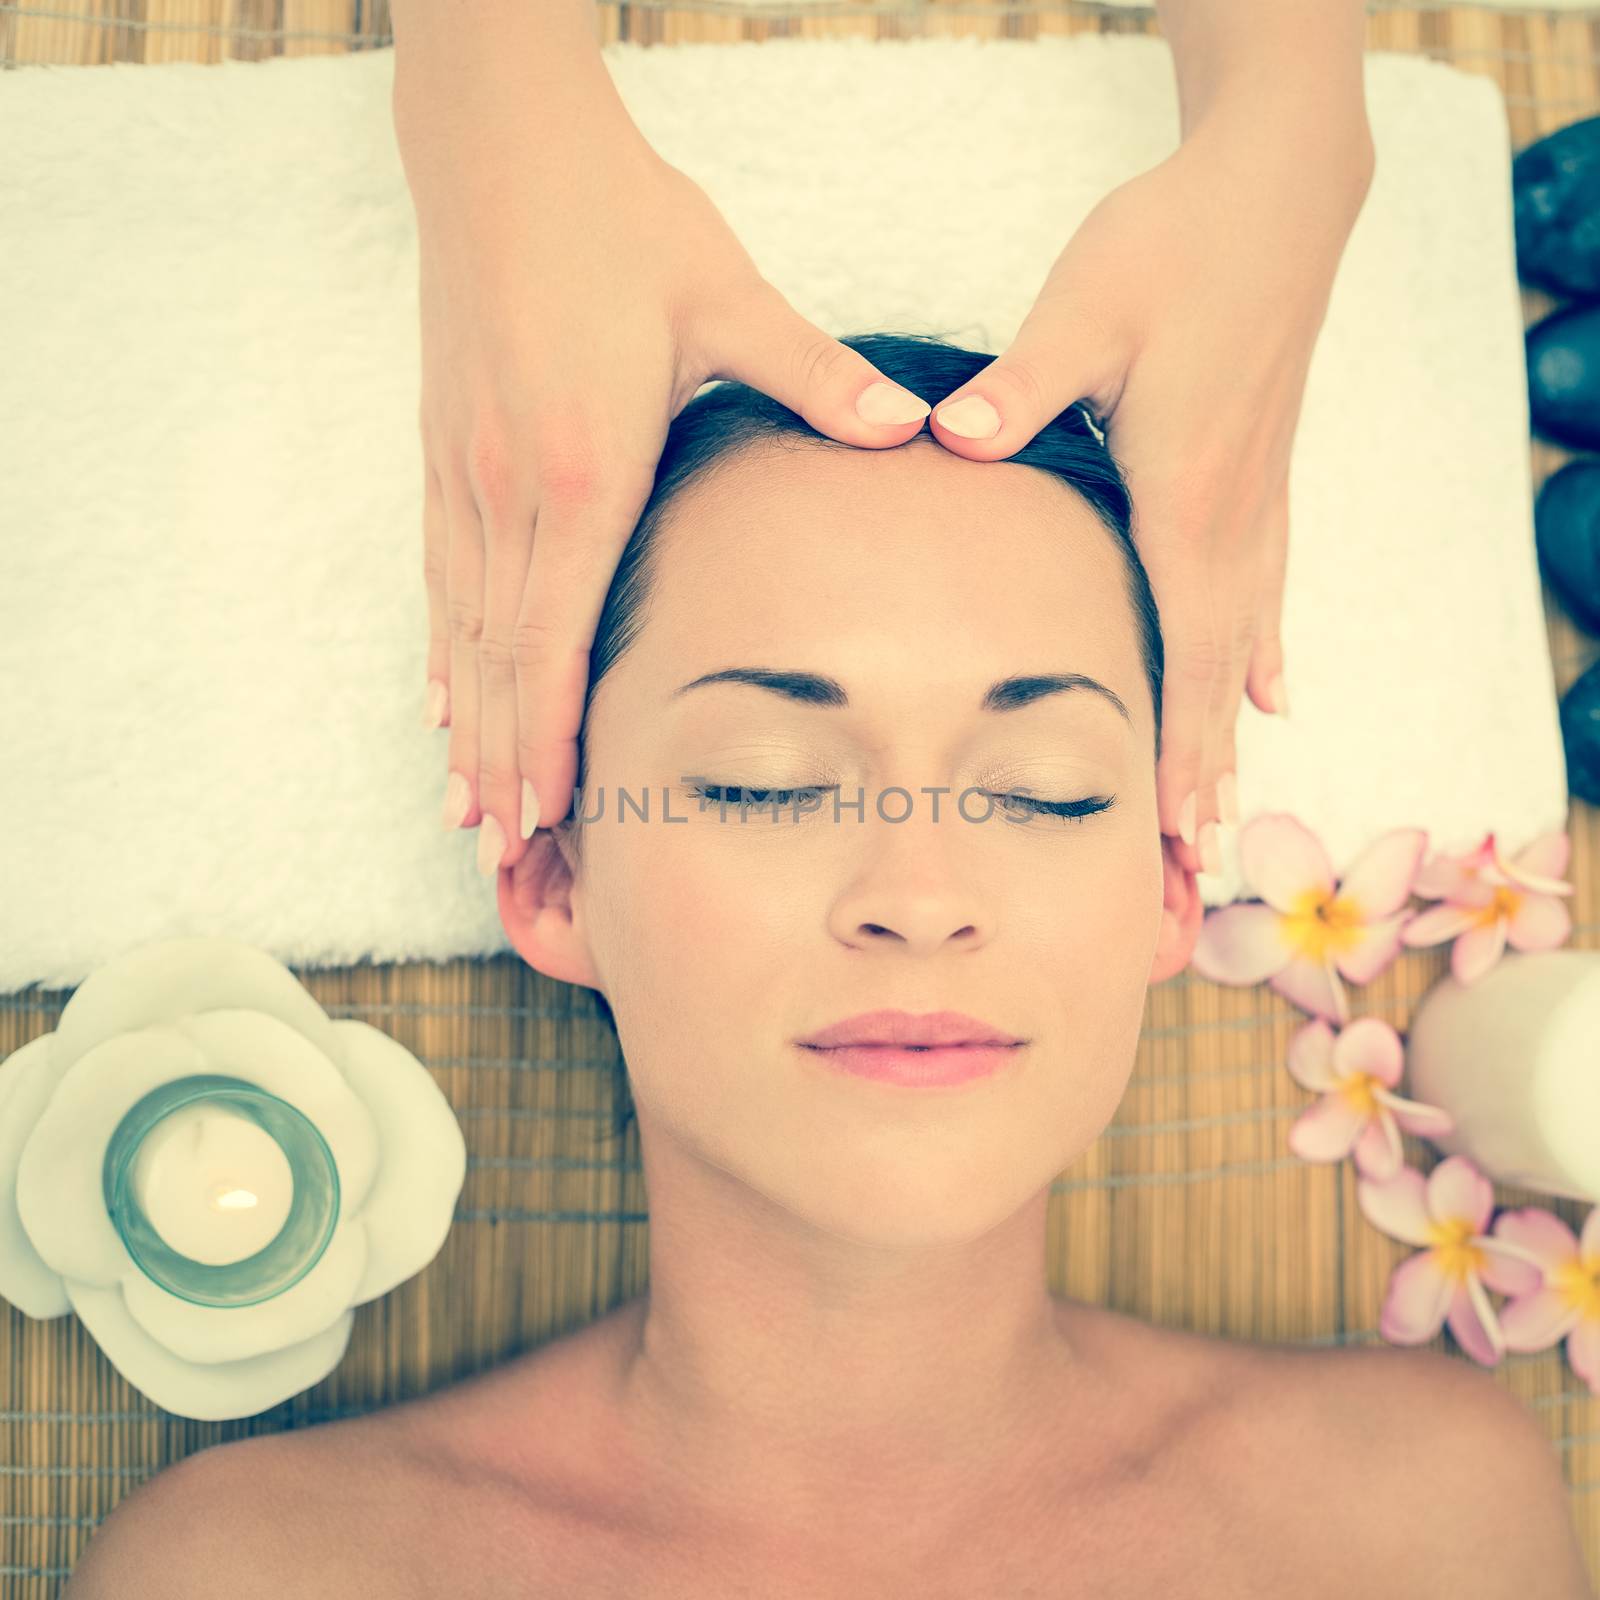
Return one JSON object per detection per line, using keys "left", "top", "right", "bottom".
{"left": 1148, "top": 827, "right": 1205, "bottom": 987}
{"left": 496, "top": 824, "right": 606, "bottom": 993}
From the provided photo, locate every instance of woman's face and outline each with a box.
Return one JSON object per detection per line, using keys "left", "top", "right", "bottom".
{"left": 507, "top": 433, "right": 1202, "bottom": 1246}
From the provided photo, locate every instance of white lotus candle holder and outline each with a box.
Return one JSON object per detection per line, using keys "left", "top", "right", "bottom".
{"left": 0, "top": 936, "right": 466, "bottom": 1421}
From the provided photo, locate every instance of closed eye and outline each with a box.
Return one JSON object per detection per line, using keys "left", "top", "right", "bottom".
{"left": 991, "top": 792, "right": 1115, "bottom": 822}
{"left": 686, "top": 782, "right": 1116, "bottom": 825}
{"left": 688, "top": 783, "right": 825, "bottom": 810}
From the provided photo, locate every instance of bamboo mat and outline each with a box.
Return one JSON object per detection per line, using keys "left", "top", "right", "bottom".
{"left": 4, "top": 2, "right": 1600, "bottom": 1593}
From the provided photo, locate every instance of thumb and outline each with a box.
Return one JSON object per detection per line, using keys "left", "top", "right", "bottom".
{"left": 696, "top": 276, "right": 932, "bottom": 446}
{"left": 929, "top": 308, "right": 1123, "bottom": 462}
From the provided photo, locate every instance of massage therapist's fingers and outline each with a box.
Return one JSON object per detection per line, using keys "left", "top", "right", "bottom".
{"left": 919, "top": 112, "right": 1374, "bottom": 882}
{"left": 469, "top": 430, "right": 549, "bottom": 876}
{"left": 1183, "top": 472, "right": 1287, "bottom": 870}
{"left": 440, "top": 469, "right": 489, "bottom": 839}
{"left": 420, "top": 458, "right": 452, "bottom": 733}
{"left": 504, "top": 272, "right": 938, "bottom": 848}
{"left": 398, "top": 42, "right": 937, "bottom": 876}
{"left": 694, "top": 273, "right": 934, "bottom": 446}
{"left": 1159, "top": 593, "right": 1226, "bottom": 878}
{"left": 511, "top": 461, "right": 658, "bottom": 849}
{"left": 1244, "top": 470, "right": 1292, "bottom": 726}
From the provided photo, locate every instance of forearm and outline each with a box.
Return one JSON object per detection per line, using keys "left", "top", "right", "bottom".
{"left": 390, "top": 0, "right": 627, "bottom": 134}
{"left": 1155, "top": 0, "right": 1371, "bottom": 146}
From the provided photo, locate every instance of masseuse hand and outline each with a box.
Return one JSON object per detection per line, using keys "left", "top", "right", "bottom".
{"left": 392, "top": 13, "right": 934, "bottom": 878}
{"left": 925, "top": 98, "right": 1376, "bottom": 878}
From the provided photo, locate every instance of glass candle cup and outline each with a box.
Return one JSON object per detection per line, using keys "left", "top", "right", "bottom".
{"left": 102, "top": 1073, "right": 340, "bottom": 1309}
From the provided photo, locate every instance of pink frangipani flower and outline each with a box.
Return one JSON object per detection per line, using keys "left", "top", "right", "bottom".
{"left": 1190, "top": 815, "right": 1427, "bottom": 1023}
{"left": 1284, "top": 1016, "right": 1455, "bottom": 1182}
{"left": 1399, "top": 829, "right": 1572, "bottom": 985}
{"left": 1357, "top": 1154, "right": 1543, "bottom": 1367}
{"left": 1491, "top": 1205, "right": 1600, "bottom": 1395}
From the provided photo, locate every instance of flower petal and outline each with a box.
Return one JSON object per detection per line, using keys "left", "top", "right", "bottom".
{"left": 1498, "top": 1287, "right": 1582, "bottom": 1353}
{"left": 1352, "top": 1111, "right": 1405, "bottom": 1182}
{"left": 48, "top": 935, "right": 343, "bottom": 1087}
{"left": 1448, "top": 1276, "right": 1505, "bottom": 1366}
{"left": 1335, "top": 912, "right": 1410, "bottom": 987}
{"left": 332, "top": 1019, "right": 468, "bottom": 1307}
{"left": 1427, "top": 1154, "right": 1495, "bottom": 1232}
{"left": 1238, "top": 814, "right": 1334, "bottom": 914}
{"left": 1270, "top": 956, "right": 1344, "bottom": 1022}
{"left": 1498, "top": 829, "right": 1572, "bottom": 895}
{"left": 1412, "top": 850, "right": 1477, "bottom": 902}
{"left": 1504, "top": 892, "right": 1572, "bottom": 952}
{"left": 66, "top": 1275, "right": 357, "bottom": 1423}
{"left": 1582, "top": 1205, "right": 1600, "bottom": 1260}
{"left": 1285, "top": 1018, "right": 1339, "bottom": 1092}
{"left": 1332, "top": 1017, "right": 1404, "bottom": 1088}
{"left": 1287, "top": 1094, "right": 1367, "bottom": 1163}
{"left": 1380, "top": 1249, "right": 1453, "bottom": 1344}
{"left": 1358, "top": 1165, "right": 1434, "bottom": 1245}
{"left": 121, "top": 1215, "right": 369, "bottom": 1366}
{"left": 1399, "top": 902, "right": 1480, "bottom": 948}
{"left": 1451, "top": 917, "right": 1507, "bottom": 986}
{"left": 1336, "top": 827, "right": 1428, "bottom": 919}
{"left": 1476, "top": 1236, "right": 1545, "bottom": 1298}
{"left": 1492, "top": 1206, "right": 1579, "bottom": 1272}
{"left": 0, "top": 1033, "right": 72, "bottom": 1319}
{"left": 1568, "top": 1315, "right": 1600, "bottom": 1394}
{"left": 1376, "top": 1090, "right": 1456, "bottom": 1142}
{"left": 17, "top": 1024, "right": 208, "bottom": 1289}
{"left": 1190, "top": 903, "right": 1292, "bottom": 987}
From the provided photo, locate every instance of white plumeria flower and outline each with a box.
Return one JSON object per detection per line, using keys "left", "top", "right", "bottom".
{"left": 0, "top": 936, "right": 464, "bottom": 1421}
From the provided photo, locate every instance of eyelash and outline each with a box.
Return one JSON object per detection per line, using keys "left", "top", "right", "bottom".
{"left": 686, "top": 783, "right": 1115, "bottom": 824}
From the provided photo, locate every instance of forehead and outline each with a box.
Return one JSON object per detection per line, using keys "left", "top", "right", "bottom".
{"left": 646, "top": 435, "right": 1130, "bottom": 664}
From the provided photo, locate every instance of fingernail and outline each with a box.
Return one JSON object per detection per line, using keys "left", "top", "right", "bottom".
{"left": 477, "top": 814, "right": 507, "bottom": 877}
{"left": 420, "top": 678, "right": 448, "bottom": 731}
{"left": 856, "top": 381, "right": 931, "bottom": 426}
{"left": 934, "top": 395, "right": 1001, "bottom": 439}
{"left": 520, "top": 778, "right": 541, "bottom": 840}
{"left": 1178, "top": 789, "right": 1197, "bottom": 848}
{"left": 1198, "top": 819, "right": 1222, "bottom": 877}
{"left": 441, "top": 771, "right": 471, "bottom": 831}
{"left": 1268, "top": 672, "right": 1290, "bottom": 718}
{"left": 1217, "top": 769, "right": 1239, "bottom": 827}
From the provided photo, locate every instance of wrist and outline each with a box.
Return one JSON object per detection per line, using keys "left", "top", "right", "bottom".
{"left": 1180, "top": 80, "right": 1375, "bottom": 196}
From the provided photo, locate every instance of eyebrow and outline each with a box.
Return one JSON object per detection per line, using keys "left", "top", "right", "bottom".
{"left": 669, "top": 667, "right": 1132, "bottom": 727}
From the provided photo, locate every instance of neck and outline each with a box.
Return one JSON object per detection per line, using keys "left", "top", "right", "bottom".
{"left": 593, "top": 1116, "right": 1116, "bottom": 1551}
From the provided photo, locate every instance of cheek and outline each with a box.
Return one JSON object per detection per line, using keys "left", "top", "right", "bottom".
{"left": 1007, "top": 825, "right": 1165, "bottom": 1151}
{"left": 585, "top": 834, "right": 804, "bottom": 1095}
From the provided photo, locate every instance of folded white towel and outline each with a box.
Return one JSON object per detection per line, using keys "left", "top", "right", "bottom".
{"left": 0, "top": 38, "right": 1566, "bottom": 994}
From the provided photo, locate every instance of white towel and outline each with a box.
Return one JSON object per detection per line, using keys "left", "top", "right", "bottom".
{"left": 0, "top": 38, "right": 1567, "bottom": 995}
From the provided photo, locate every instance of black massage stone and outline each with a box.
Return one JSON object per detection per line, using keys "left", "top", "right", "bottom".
{"left": 1534, "top": 460, "right": 1600, "bottom": 637}
{"left": 1527, "top": 302, "right": 1600, "bottom": 451}
{"left": 1514, "top": 116, "right": 1600, "bottom": 298}
{"left": 1560, "top": 657, "right": 1600, "bottom": 806}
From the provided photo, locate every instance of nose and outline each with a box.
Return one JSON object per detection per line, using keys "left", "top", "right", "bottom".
{"left": 841, "top": 909, "right": 985, "bottom": 954}
{"left": 824, "top": 804, "right": 995, "bottom": 954}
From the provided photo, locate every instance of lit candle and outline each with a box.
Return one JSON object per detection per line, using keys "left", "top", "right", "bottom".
{"left": 128, "top": 1103, "right": 295, "bottom": 1266}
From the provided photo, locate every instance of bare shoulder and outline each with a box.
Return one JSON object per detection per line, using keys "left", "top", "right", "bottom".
{"left": 63, "top": 1409, "right": 518, "bottom": 1600}
{"left": 63, "top": 1432, "right": 327, "bottom": 1600}
{"left": 1219, "top": 1339, "right": 1593, "bottom": 1598}
{"left": 66, "top": 1306, "right": 646, "bottom": 1600}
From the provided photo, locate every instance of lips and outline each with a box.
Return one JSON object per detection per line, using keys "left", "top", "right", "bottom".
{"left": 797, "top": 1008, "right": 1024, "bottom": 1050}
